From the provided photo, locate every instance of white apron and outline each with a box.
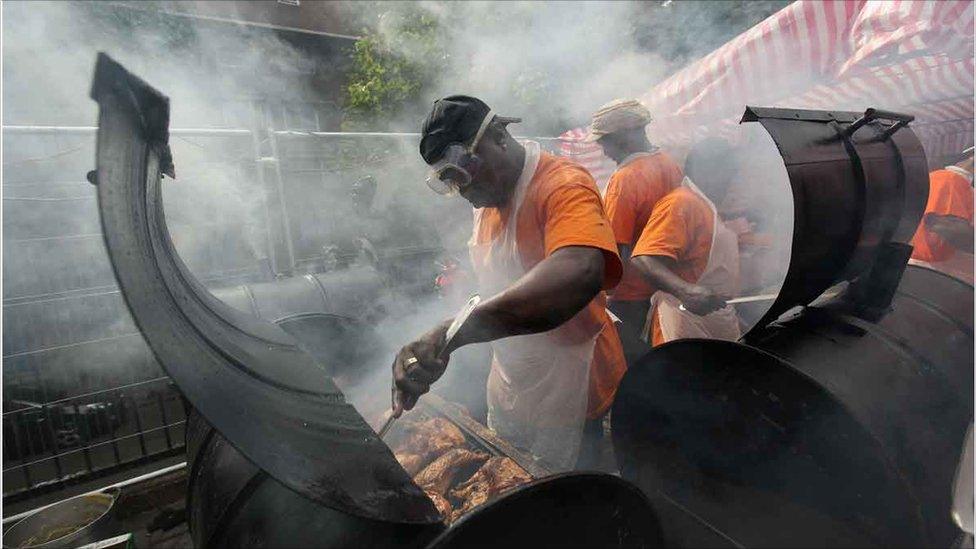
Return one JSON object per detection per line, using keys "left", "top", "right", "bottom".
{"left": 645, "top": 177, "right": 742, "bottom": 343}
{"left": 469, "top": 141, "right": 598, "bottom": 472}
{"left": 909, "top": 254, "right": 974, "bottom": 285}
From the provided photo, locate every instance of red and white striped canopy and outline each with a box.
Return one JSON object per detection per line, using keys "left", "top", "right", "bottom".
{"left": 560, "top": 0, "right": 974, "bottom": 186}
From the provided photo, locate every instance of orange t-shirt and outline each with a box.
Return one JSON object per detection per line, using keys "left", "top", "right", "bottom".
{"left": 472, "top": 152, "right": 625, "bottom": 418}
{"left": 604, "top": 151, "right": 684, "bottom": 301}
{"left": 910, "top": 168, "right": 974, "bottom": 262}
{"left": 632, "top": 186, "right": 715, "bottom": 346}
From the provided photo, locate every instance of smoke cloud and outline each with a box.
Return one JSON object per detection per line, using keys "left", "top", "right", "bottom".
{"left": 0, "top": 0, "right": 800, "bottom": 412}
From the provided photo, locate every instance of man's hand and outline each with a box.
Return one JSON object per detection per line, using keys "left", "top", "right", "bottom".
{"left": 391, "top": 320, "right": 451, "bottom": 417}
{"left": 632, "top": 255, "right": 728, "bottom": 315}
{"left": 677, "top": 285, "right": 728, "bottom": 316}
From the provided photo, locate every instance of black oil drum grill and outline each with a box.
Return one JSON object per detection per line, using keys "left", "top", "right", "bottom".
{"left": 612, "top": 108, "right": 973, "bottom": 548}
{"left": 90, "top": 52, "right": 969, "bottom": 548}
{"left": 89, "top": 54, "right": 662, "bottom": 548}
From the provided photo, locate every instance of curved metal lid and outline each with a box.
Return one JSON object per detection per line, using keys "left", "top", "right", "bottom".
{"left": 739, "top": 106, "right": 928, "bottom": 333}
{"left": 89, "top": 53, "right": 439, "bottom": 524}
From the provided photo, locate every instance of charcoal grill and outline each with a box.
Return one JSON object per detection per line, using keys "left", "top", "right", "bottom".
{"left": 89, "top": 53, "right": 663, "bottom": 548}
{"left": 408, "top": 393, "right": 551, "bottom": 479}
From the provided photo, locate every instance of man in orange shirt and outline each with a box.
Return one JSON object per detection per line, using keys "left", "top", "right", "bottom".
{"left": 392, "top": 96, "right": 626, "bottom": 471}
{"left": 909, "top": 148, "right": 974, "bottom": 284}
{"left": 583, "top": 99, "right": 683, "bottom": 358}
{"left": 631, "top": 138, "right": 741, "bottom": 346}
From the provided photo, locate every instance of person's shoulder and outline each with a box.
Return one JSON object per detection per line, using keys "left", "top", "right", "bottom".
{"left": 662, "top": 185, "right": 693, "bottom": 203}
{"left": 613, "top": 159, "right": 642, "bottom": 180}
{"left": 654, "top": 186, "right": 702, "bottom": 215}
{"left": 622, "top": 150, "right": 681, "bottom": 180}
{"left": 931, "top": 168, "right": 972, "bottom": 190}
{"left": 533, "top": 152, "right": 599, "bottom": 193}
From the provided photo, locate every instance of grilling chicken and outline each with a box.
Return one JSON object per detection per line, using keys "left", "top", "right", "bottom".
{"left": 425, "top": 489, "right": 453, "bottom": 520}
{"left": 393, "top": 418, "right": 466, "bottom": 474}
{"left": 414, "top": 448, "right": 489, "bottom": 495}
{"left": 394, "top": 452, "right": 427, "bottom": 476}
{"left": 449, "top": 457, "right": 532, "bottom": 521}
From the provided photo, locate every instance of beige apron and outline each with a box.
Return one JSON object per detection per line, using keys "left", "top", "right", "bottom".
{"left": 469, "top": 141, "right": 598, "bottom": 472}
{"left": 645, "top": 177, "right": 741, "bottom": 343}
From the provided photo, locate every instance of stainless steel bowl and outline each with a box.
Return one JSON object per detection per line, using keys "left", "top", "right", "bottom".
{"left": 2, "top": 491, "right": 117, "bottom": 549}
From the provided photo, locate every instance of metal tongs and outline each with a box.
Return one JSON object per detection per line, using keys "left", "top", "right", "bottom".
{"left": 377, "top": 294, "right": 482, "bottom": 439}
{"left": 678, "top": 293, "right": 778, "bottom": 311}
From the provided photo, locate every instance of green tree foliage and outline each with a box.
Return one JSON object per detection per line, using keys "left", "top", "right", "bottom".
{"left": 343, "top": 7, "right": 444, "bottom": 129}
{"left": 343, "top": 1, "right": 791, "bottom": 131}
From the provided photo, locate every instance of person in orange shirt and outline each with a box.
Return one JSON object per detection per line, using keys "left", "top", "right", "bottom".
{"left": 583, "top": 99, "right": 683, "bottom": 358}
{"left": 631, "top": 138, "right": 741, "bottom": 346}
{"left": 392, "top": 96, "right": 626, "bottom": 471}
{"left": 909, "top": 147, "right": 974, "bottom": 284}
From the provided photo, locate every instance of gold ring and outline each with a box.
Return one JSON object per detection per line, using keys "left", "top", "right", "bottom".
{"left": 404, "top": 356, "right": 419, "bottom": 367}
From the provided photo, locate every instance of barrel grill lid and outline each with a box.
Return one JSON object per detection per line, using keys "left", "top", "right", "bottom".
{"left": 739, "top": 106, "right": 928, "bottom": 333}
{"left": 89, "top": 53, "right": 439, "bottom": 524}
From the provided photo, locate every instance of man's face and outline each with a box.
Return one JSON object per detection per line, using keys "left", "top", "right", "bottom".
{"left": 596, "top": 134, "right": 627, "bottom": 164}
{"left": 454, "top": 135, "right": 510, "bottom": 209}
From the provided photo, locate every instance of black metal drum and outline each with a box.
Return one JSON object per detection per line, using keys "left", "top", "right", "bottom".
{"left": 612, "top": 107, "right": 971, "bottom": 547}
{"left": 426, "top": 473, "right": 664, "bottom": 549}
{"left": 185, "top": 409, "right": 444, "bottom": 548}
{"left": 613, "top": 261, "right": 972, "bottom": 548}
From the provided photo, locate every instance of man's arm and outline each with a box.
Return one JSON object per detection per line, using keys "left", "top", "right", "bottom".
{"left": 631, "top": 254, "right": 728, "bottom": 316}
{"left": 926, "top": 214, "right": 974, "bottom": 251}
{"left": 451, "top": 245, "right": 604, "bottom": 347}
{"left": 391, "top": 246, "right": 605, "bottom": 414}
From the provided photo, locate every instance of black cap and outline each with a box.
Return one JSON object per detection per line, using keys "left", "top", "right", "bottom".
{"left": 419, "top": 95, "right": 519, "bottom": 164}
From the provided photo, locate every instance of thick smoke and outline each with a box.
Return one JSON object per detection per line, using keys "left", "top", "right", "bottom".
{"left": 363, "top": 1, "right": 674, "bottom": 134}
{"left": 1, "top": 0, "right": 790, "bottom": 411}
{"left": 2, "top": 1, "right": 481, "bottom": 404}
{"left": 357, "top": 0, "right": 796, "bottom": 324}
{"left": 3, "top": 1, "right": 301, "bottom": 277}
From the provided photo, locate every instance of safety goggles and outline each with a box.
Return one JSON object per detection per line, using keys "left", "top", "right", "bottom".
{"left": 426, "top": 110, "right": 515, "bottom": 196}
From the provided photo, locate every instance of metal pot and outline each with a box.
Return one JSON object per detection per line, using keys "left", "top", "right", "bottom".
{"left": 2, "top": 491, "right": 117, "bottom": 549}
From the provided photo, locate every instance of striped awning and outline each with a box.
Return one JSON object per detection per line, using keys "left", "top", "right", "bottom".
{"left": 560, "top": 0, "right": 974, "bottom": 183}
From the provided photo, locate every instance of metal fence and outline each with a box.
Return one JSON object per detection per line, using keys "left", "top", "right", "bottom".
{"left": 1, "top": 122, "right": 265, "bottom": 504}
{"left": 2, "top": 107, "right": 565, "bottom": 504}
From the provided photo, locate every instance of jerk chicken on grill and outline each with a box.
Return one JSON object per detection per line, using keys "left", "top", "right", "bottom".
{"left": 425, "top": 489, "right": 453, "bottom": 518}
{"left": 449, "top": 457, "right": 533, "bottom": 522}
{"left": 415, "top": 448, "right": 489, "bottom": 495}
{"left": 393, "top": 417, "right": 466, "bottom": 475}
{"left": 391, "top": 418, "right": 532, "bottom": 523}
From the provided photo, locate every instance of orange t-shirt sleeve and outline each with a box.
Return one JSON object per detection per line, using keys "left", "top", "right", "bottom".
{"left": 539, "top": 171, "right": 623, "bottom": 290}
{"left": 927, "top": 172, "right": 974, "bottom": 223}
{"left": 632, "top": 194, "right": 690, "bottom": 261}
{"left": 604, "top": 171, "right": 638, "bottom": 245}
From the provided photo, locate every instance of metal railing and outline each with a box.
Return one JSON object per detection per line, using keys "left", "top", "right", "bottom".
{"left": 2, "top": 377, "right": 186, "bottom": 503}
{"left": 2, "top": 122, "right": 265, "bottom": 504}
